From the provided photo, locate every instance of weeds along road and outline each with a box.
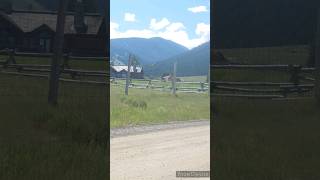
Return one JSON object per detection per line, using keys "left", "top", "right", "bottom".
{"left": 110, "top": 120, "right": 210, "bottom": 180}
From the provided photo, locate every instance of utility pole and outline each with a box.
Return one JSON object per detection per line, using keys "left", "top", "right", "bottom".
{"left": 48, "top": 0, "right": 68, "bottom": 105}
{"left": 315, "top": 8, "right": 320, "bottom": 103}
{"left": 125, "top": 55, "right": 132, "bottom": 95}
{"left": 172, "top": 62, "right": 177, "bottom": 95}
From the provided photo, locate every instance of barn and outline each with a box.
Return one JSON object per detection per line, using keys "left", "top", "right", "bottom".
{"left": 111, "top": 65, "right": 144, "bottom": 79}
{"left": 0, "top": 1, "right": 107, "bottom": 57}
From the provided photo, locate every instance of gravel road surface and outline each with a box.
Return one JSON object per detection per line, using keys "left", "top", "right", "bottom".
{"left": 111, "top": 120, "right": 210, "bottom": 180}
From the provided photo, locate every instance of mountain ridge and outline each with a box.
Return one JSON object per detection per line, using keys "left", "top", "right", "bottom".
{"left": 144, "top": 41, "right": 210, "bottom": 77}
{"left": 110, "top": 37, "right": 189, "bottom": 65}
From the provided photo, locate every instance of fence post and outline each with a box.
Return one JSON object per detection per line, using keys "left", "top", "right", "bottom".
{"left": 62, "top": 53, "right": 71, "bottom": 69}
{"left": 9, "top": 49, "right": 16, "bottom": 64}
{"left": 315, "top": 8, "right": 320, "bottom": 103}
{"left": 3, "top": 49, "right": 13, "bottom": 68}
{"left": 148, "top": 80, "right": 152, "bottom": 88}
{"left": 200, "top": 82, "right": 204, "bottom": 92}
{"left": 289, "top": 65, "right": 301, "bottom": 86}
{"left": 125, "top": 55, "right": 132, "bottom": 95}
{"left": 48, "top": 0, "right": 68, "bottom": 105}
{"left": 172, "top": 62, "right": 177, "bottom": 95}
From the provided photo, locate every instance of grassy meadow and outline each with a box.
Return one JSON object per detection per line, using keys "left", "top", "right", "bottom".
{"left": 213, "top": 45, "right": 320, "bottom": 179}
{"left": 0, "top": 54, "right": 210, "bottom": 179}
{"left": 178, "top": 75, "right": 208, "bottom": 82}
{"left": 0, "top": 55, "right": 108, "bottom": 179}
{"left": 215, "top": 45, "right": 314, "bottom": 85}
{"left": 220, "top": 45, "right": 310, "bottom": 65}
{"left": 110, "top": 85, "right": 210, "bottom": 128}
{"left": 213, "top": 97, "right": 320, "bottom": 179}
{"left": 2, "top": 44, "right": 318, "bottom": 179}
{"left": 0, "top": 74, "right": 108, "bottom": 180}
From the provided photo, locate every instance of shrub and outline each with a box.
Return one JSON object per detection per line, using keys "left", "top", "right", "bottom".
{"left": 120, "top": 96, "right": 147, "bottom": 109}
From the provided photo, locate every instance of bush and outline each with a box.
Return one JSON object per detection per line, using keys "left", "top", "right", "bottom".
{"left": 120, "top": 96, "right": 147, "bottom": 109}
{"left": 32, "top": 101, "right": 107, "bottom": 145}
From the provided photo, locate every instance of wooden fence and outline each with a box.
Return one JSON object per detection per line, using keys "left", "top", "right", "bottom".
{"left": 0, "top": 50, "right": 209, "bottom": 94}
{"left": 1, "top": 49, "right": 317, "bottom": 98}
{"left": 211, "top": 64, "right": 316, "bottom": 99}
{"left": 110, "top": 77, "right": 209, "bottom": 93}
{"left": 0, "top": 49, "right": 108, "bottom": 85}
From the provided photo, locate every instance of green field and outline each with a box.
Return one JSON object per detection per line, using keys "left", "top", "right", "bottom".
{"left": 2, "top": 44, "right": 318, "bottom": 179}
{"left": 178, "top": 75, "right": 208, "bottom": 82}
{"left": 0, "top": 56, "right": 108, "bottom": 179}
{"left": 111, "top": 76, "right": 209, "bottom": 92}
{"left": 213, "top": 97, "right": 320, "bottom": 179}
{"left": 213, "top": 45, "right": 320, "bottom": 179}
{"left": 0, "top": 74, "right": 108, "bottom": 179}
{"left": 0, "top": 55, "right": 107, "bottom": 71}
{"left": 0, "top": 74, "right": 209, "bottom": 179}
{"left": 213, "top": 45, "right": 315, "bottom": 98}
{"left": 0, "top": 53, "right": 210, "bottom": 179}
{"left": 110, "top": 75, "right": 209, "bottom": 128}
{"left": 110, "top": 85, "right": 209, "bottom": 128}
{"left": 220, "top": 45, "right": 310, "bottom": 65}
{"left": 216, "top": 45, "right": 312, "bottom": 82}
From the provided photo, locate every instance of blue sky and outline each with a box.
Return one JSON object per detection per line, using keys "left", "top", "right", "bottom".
{"left": 110, "top": 0, "right": 210, "bottom": 49}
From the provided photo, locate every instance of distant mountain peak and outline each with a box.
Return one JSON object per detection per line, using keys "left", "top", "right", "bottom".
{"left": 144, "top": 41, "right": 210, "bottom": 77}
{"left": 149, "top": 37, "right": 166, "bottom": 40}
{"left": 111, "top": 37, "right": 189, "bottom": 65}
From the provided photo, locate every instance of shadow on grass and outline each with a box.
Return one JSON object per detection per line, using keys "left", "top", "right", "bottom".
{"left": 213, "top": 97, "right": 320, "bottom": 179}
{"left": 0, "top": 75, "right": 108, "bottom": 180}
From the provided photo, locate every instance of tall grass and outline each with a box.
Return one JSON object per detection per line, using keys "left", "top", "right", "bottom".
{"left": 220, "top": 45, "right": 309, "bottom": 65}
{"left": 213, "top": 45, "right": 319, "bottom": 179}
{"left": 0, "top": 142, "right": 108, "bottom": 180}
{"left": 213, "top": 98, "right": 320, "bottom": 179}
{"left": 0, "top": 73, "right": 108, "bottom": 179}
{"left": 110, "top": 86, "right": 210, "bottom": 128}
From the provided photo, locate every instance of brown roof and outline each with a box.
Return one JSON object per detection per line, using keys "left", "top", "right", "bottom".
{"left": 1, "top": 10, "right": 103, "bottom": 34}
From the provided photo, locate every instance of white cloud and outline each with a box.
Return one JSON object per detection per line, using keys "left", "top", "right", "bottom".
{"left": 124, "top": 13, "right": 136, "bottom": 22}
{"left": 196, "top": 23, "right": 210, "bottom": 39}
{"left": 159, "top": 22, "right": 210, "bottom": 49}
{"left": 165, "top": 22, "right": 185, "bottom": 32}
{"left": 110, "top": 22, "right": 119, "bottom": 29}
{"left": 110, "top": 20, "right": 210, "bottom": 49}
{"left": 111, "top": 21, "right": 155, "bottom": 39}
{"left": 150, "top": 18, "right": 170, "bottom": 30}
{"left": 110, "top": 22, "right": 119, "bottom": 38}
{"left": 188, "top": 6, "right": 208, "bottom": 13}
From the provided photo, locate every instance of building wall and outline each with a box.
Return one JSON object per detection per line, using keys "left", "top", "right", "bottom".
{"left": 131, "top": 72, "right": 144, "bottom": 79}
{"left": 110, "top": 69, "right": 126, "bottom": 78}
{"left": 0, "top": 17, "right": 23, "bottom": 50}
{"left": 20, "top": 25, "right": 55, "bottom": 53}
{"left": 110, "top": 68, "right": 144, "bottom": 79}
{"left": 0, "top": 14, "right": 107, "bottom": 57}
{"left": 64, "top": 34, "right": 107, "bottom": 57}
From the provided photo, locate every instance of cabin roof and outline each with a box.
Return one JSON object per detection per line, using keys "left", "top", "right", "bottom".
{"left": 111, "top": 65, "right": 143, "bottom": 73}
{"left": 0, "top": 10, "right": 103, "bottom": 34}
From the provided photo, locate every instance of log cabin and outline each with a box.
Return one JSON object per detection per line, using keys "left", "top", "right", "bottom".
{"left": 0, "top": 1, "right": 107, "bottom": 57}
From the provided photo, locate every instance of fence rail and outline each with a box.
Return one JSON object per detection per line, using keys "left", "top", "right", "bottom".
{"left": 0, "top": 49, "right": 108, "bottom": 85}
{"left": 0, "top": 49, "right": 108, "bottom": 61}
{"left": 212, "top": 64, "right": 315, "bottom": 72}
{"left": 110, "top": 78, "right": 209, "bottom": 93}
{"left": 211, "top": 64, "right": 316, "bottom": 99}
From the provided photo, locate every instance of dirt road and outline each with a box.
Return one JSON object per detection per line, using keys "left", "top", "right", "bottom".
{"left": 111, "top": 120, "right": 210, "bottom": 180}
